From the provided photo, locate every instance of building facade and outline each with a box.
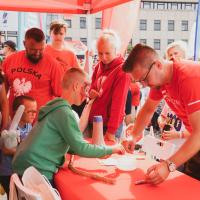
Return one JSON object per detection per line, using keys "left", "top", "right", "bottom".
{"left": 0, "top": 0, "right": 198, "bottom": 56}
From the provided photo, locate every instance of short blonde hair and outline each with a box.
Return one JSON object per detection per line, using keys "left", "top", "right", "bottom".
{"left": 62, "top": 68, "right": 87, "bottom": 89}
{"left": 96, "top": 29, "right": 121, "bottom": 53}
{"left": 166, "top": 40, "right": 188, "bottom": 59}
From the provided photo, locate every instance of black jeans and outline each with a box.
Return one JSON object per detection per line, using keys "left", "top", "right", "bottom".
{"left": 0, "top": 175, "right": 10, "bottom": 195}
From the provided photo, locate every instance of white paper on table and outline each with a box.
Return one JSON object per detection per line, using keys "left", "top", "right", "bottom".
{"left": 97, "top": 158, "right": 118, "bottom": 166}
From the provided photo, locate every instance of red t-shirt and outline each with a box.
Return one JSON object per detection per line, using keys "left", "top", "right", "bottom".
{"left": 44, "top": 45, "right": 79, "bottom": 72}
{"left": 3, "top": 51, "right": 63, "bottom": 114}
{"left": 149, "top": 61, "right": 200, "bottom": 132}
{"left": 130, "top": 82, "right": 140, "bottom": 106}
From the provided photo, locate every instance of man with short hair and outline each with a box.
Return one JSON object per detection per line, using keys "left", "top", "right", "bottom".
{"left": 122, "top": 43, "right": 200, "bottom": 184}
{"left": 12, "top": 68, "right": 125, "bottom": 186}
{"left": 3, "top": 28, "right": 63, "bottom": 115}
{"left": 2, "top": 40, "right": 16, "bottom": 58}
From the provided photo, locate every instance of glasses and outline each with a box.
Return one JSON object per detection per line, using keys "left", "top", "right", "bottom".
{"left": 26, "top": 110, "right": 37, "bottom": 115}
{"left": 134, "top": 61, "right": 155, "bottom": 83}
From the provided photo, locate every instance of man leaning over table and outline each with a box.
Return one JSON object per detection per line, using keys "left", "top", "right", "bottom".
{"left": 12, "top": 68, "right": 125, "bottom": 187}
{"left": 122, "top": 43, "right": 200, "bottom": 184}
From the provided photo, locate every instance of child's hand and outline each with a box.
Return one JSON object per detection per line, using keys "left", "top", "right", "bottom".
{"left": 162, "top": 126, "right": 179, "bottom": 140}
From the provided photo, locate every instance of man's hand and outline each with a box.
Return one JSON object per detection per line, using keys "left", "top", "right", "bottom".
{"left": 145, "top": 162, "right": 170, "bottom": 185}
{"left": 121, "top": 138, "right": 135, "bottom": 154}
{"left": 89, "top": 89, "right": 100, "bottom": 99}
{"left": 104, "top": 132, "right": 116, "bottom": 144}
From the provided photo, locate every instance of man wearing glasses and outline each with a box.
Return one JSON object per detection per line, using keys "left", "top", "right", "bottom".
{"left": 122, "top": 43, "right": 200, "bottom": 184}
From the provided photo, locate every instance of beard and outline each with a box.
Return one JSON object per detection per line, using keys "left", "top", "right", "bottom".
{"left": 27, "top": 54, "right": 42, "bottom": 64}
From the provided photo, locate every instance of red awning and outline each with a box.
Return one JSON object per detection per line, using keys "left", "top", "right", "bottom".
{"left": 0, "top": 0, "right": 133, "bottom": 14}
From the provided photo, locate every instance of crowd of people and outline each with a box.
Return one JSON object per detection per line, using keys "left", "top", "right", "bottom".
{"left": 0, "top": 19, "right": 200, "bottom": 198}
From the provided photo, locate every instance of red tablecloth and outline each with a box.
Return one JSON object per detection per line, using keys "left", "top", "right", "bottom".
{"left": 54, "top": 154, "right": 200, "bottom": 200}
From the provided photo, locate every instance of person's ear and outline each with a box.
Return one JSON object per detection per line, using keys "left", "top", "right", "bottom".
{"left": 73, "top": 81, "right": 79, "bottom": 92}
{"left": 23, "top": 40, "right": 26, "bottom": 48}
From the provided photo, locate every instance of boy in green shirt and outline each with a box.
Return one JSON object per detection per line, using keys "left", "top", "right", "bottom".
{"left": 12, "top": 68, "right": 124, "bottom": 186}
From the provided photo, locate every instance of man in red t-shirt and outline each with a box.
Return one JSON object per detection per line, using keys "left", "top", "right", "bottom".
{"left": 3, "top": 28, "right": 63, "bottom": 116}
{"left": 122, "top": 43, "right": 200, "bottom": 184}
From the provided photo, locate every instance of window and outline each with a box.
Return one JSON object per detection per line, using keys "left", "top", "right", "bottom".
{"left": 182, "top": 39, "right": 188, "bottom": 44}
{"left": 140, "top": 19, "right": 147, "bottom": 31}
{"left": 171, "top": 3, "right": 178, "bottom": 10}
{"left": 140, "top": 39, "right": 147, "bottom": 44}
{"left": 184, "top": 3, "right": 192, "bottom": 10}
{"left": 143, "top": 2, "right": 151, "bottom": 9}
{"left": 95, "top": 18, "right": 101, "bottom": 29}
{"left": 167, "top": 39, "right": 174, "bottom": 45}
{"left": 157, "top": 3, "right": 165, "bottom": 10}
{"left": 181, "top": 20, "right": 188, "bottom": 31}
{"left": 80, "top": 38, "right": 87, "bottom": 46}
{"left": 65, "top": 37, "right": 72, "bottom": 41}
{"left": 168, "top": 20, "right": 174, "bottom": 31}
{"left": 154, "top": 39, "right": 160, "bottom": 50}
{"left": 80, "top": 17, "right": 86, "bottom": 29}
{"left": 154, "top": 20, "right": 161, "bottom": 31}
{"left": 65, "top": 19, "right": 72, "bottom": 28}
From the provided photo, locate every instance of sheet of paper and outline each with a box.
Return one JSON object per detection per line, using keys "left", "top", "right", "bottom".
{"left": 97, "top": 158, "right": 118, "bottom": 166}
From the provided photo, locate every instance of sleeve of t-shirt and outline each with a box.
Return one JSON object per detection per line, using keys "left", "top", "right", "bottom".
{"left": 56, "top": 108, "right": 113, "bottom": 157}
{"left": 149, "top": 88, "right": 163, "bottom": 101}
{"left": 179, "top": 77, "right": 200, "bottom": 114}
{"left": 50, "top": 61, "right": 63, "bottom": 97}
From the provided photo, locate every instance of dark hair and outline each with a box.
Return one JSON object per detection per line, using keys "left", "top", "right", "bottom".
{"left": 0, "top": 71, "right": 5, "bottom": 85}
{"left": 3, "top": 40, "right": 16, "bottom": 51}
{"left": 12, "top": 95, "right": 36, "bottom": 112}
{"left": 25, "top": 28, "right": 45, "bottom": 42}
{"left": 123, "top": 43, "right": 158, "bottom": 72}
{"left": 50, "top": 21, "right": 67, "bottom": 35}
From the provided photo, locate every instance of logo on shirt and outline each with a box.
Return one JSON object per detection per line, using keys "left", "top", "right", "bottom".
{"left": 162, "top": 90, "right": 180, "bottom": 106}
{"left": 13, "top": 78, "right": 32, "bottom": 96}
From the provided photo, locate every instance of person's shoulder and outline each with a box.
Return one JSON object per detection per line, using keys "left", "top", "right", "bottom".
{"left": 174, "top": 60, "right": 200, "bottom": 79}
{"left": 4, "top": 50, "right": 25, "bottom": 61}
{"left": 62, "top": 48, "right": 76, "bottom": 57}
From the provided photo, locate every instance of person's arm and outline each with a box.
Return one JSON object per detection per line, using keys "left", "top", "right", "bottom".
{"left": 132, "top": 97, "right": 160, "bottom": 138}
{"left": 123, "top": 97, "right": 160, "bottom": 152}
{"left": 57, "top": 108, "right": 124, "bottom": 157}
{"left": 145, "top": 110, "right": 200, "bottom": 185}
{"left": 0, "top": 84, "right": 9, "bottom": 131}
{"left": 105, "top": 72, "right": 130, "bottom": 141}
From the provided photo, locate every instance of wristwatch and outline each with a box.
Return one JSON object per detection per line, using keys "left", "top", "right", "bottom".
{"left": 164, "top": 160, "right": 176, "bottom": 172}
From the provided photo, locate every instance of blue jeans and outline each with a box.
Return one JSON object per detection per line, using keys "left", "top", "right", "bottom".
{"left": 115, "top": 123, "right": 123, "bottom": 139}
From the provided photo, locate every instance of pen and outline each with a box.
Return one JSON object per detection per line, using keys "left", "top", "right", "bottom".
{"left": 134, "top": 179, "right": 147, "bottom": 185}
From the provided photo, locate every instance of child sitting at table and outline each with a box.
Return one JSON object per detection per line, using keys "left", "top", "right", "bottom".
{"left": 0, "top": 95, "right": 37, "bottom": 196}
